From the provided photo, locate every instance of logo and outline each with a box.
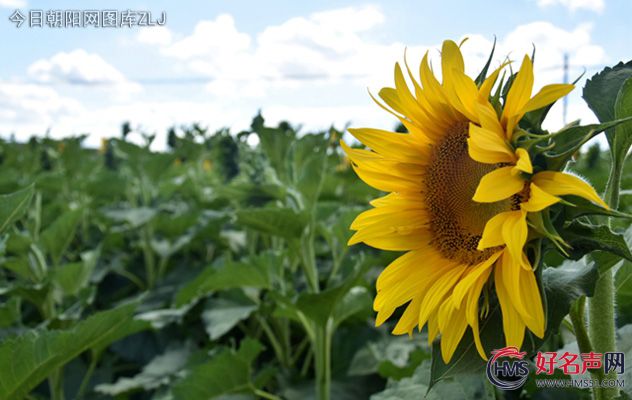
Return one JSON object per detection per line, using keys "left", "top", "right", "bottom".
{"left": 486, "top": 347, "right": 530, "bottom": 390}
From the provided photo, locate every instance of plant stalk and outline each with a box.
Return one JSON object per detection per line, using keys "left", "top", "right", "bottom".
{"left": 314, "top": 321, "right": 332, "bottom": 400}
{"left": 587, "top": 150, "right": 623, "bottom": 400}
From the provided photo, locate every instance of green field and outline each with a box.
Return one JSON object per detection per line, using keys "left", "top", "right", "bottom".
{"left": 0, "top": 113, "right": 630, "bottom": 400}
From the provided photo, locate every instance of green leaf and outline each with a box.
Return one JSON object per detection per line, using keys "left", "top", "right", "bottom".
{"left": 171, "top": 338, "right": 263, "bottom": 400}
{"left": 294, "top": 258, "right": 370, "bottom": 327}
{"left": 542, "top": 117, "right": 632, "bottom": 170}
{"left": 52, "top": 249, "right": 99, "bottom": 296}
{"left": 0, "top": 185, "right": 34, "bottom": 235}
{"left": 583, "top": 61, "right": 632, "bottom": 126}
{"left": 202, "top": 293, "right": 258, "bottom": 340}
{"left": 95, "top": 344, "right": 192, "bottom": 395}
{"left": 236, "top": 207, "right": 307, "bottom": 239}
{"left": 563, "top": 196, "right": 632, "bottom": 220}
{"left": 332, "top": 286, "right": 372, "bottom": 327}
{"left": 0, "top": 302, "right": 146, "bottom": 400}
{"left": 103, "top": 207, "right": 157, "bottom": 229}
{"left": 583, "top": 62, "right": 632, "bottom": 189}
{"left": 616, "top": 261, "right": 632, "bottom": 327}
{"left": 0, "top": 297, "right": 21, "bottom": 328}
{"left": 617, "top": 324, "right": 632, "bottom": 398}
{"left": 40, "top": 208, "right": 83, "bottom": 266}
{"left": 295, "top": 284, "right": 350, "bottom": 327}
{"left": 542, "top": 258, "right": 599, "bottom": 333}
{"left": 558, "top": 220, "right": 632, "bottom": 262}
{"left": 348, "top": 335, "right": 428, "bottom": 378}
{"left": 372, "top": 360, "right": 493, "bottom": 400}
{"left": 612, "top": 77, "right": 632, "bottom": 178}
{"left": 253, "top": 117, "right": 295, "bottom": 182}
{"left": 175, "top": 253, "right": 277, "bottom": 307}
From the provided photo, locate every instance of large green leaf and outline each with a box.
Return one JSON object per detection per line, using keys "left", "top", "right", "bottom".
{"left": 170, "top": 338, "right": 263, "bottom": 400}
{"left": 175, "top": 252, "right": 279, "bottom": 306}
{"left": 0, "top": 302, "right": 146, "bottom": 400}
{"left": 543, "top": 117, "right": 632, "bottom": 170}
{"left": 616, "top": 261, "right": 632, "bottom": 327}
{"left": 332, "top": 286, "right": 372, "bottom": 327}
{"left": 583, "top": 62, "right": 632, "bottom": 204}
{"left": 236, "top": 207, "right": 307, "bottom": 239}
{"left": 95, "top": 344, "right": 192, "bottom": 395}
{"left": 583, "top": 61, "right": 632, "bottom": 128}
{"left": 40, "top": 208, "right": 83, "bottom": 266}
{"left": 558, "top": 220, "right": 632, "bottom": 262}
{"left": 372, "top": 360, "right": 493, "bottom": 400}
{"left": 348, "top": 335, "right": 428, "bottom": 379}
{"left": 0, "top": 185, "right": 34, "bottom": 234}
{"left": 202, "top": 292, "right": 258, "bottom": 340}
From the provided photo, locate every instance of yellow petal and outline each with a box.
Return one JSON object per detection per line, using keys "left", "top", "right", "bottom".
{"left": 495, "top": 265, "right": 526, "bottom": 349}
{"left": 478, "top": 62, "right": 509, "bottom": 102}
{"left": 497, "top": 250, "right": 529, "bottom": 321}
{"left": 473, "top": 166, "right": 525, "bottom": 203}
{"left": 514, "top": 148, "right": 533, "bottom": 174}
{"left": 467, "top": 123, "right": 515, "bottom": 164}
{"left": 451, "top": 251, "right": 501, "bottom": 307}
{"left": 476, "top": 102, "right": 505, "bottom": 138}
{"left": 532, "top": 171, "right": 608, "bottom": 209}
{"left": 521, "top": 183, "right": 560, "bottom": 212}
{"left": 348, "top": 128, "right": 429, "bottom": 163}
{"left": 467, "top": 270, "right": 493, "bottom": 360}
{"left": 446, "top": 68, "right": 480, "bottom": 122}
{"left": 350, "top": 206, "right": 427, "bottom": 231}
{"left": 501, "top": 210, "right": 528, "bottom": 260}
{"left": 441, "top": 40, "right": 465, "bottom": 77}
{"left": 438, "top": 301, "right": 468, "bottom": 363}
{"left": 523, "top": 84, "right": 574, "bottom": 113}
{"left": 374, "top": 248, "right": 448, "bottom": 325}
{"left": 348, "top": 225, "right": 430, "bottom": 251}
{"left": 392, "top": 296, "right": 422, "bottom": 336}
{"left": 478, "top": 211, "right": 510, "bottom": 250}
{"left": 418, "top": 264, "right": 467, "bottom": 328}
{"left": 426, "top": 311, "right": 440, "bottom": 345}
{"left": 419, "top": 52, "right": 446, "bottom": 104}
{"left": 502, "top": 55, "right": 534, "bottom": 137}
{"left": 518, "top": 266, "right": 545, "bottom": 338}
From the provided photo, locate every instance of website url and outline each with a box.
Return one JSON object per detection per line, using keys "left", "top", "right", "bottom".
{"left": 535, "top": 379, "right": 625, "bottom": 389}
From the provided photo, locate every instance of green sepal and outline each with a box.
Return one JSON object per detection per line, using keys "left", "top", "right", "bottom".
{"left": 474, "top": 37, "right": 496, "bottom": 86}
{"left": 526, "top": 116, "right": 632, "bottom": 171}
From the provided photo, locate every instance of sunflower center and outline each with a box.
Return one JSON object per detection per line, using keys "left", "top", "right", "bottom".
{"left": 424, "top": 122, "right": 512, "bottom": 265}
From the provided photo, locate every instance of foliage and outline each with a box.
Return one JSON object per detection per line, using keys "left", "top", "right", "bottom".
{"left": 0, "top": 95, "right": 630, "bottom": 399}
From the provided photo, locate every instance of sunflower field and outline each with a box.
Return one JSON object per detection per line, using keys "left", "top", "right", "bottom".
{"left": 0, "top": 50, "right": 631, "bottom": 400}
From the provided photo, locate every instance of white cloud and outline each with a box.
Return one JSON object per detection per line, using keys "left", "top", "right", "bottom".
{"left": 162, "top": 14, "right": 250, "bottom": 61}
{"left": 5, "top": 7, "right": 608, "bottom": 148}
{"left": 536, "top": 0, "right": 604, "bottom": 12}
{"left": 146, "top": 6, "right": 405, "bottom": 98}
{"left": 0, "top": 0, "right": 26, "bottom": 8}
{"left": 27, "top": 49, "right": 142, "bottom": 99}
{"left": 137, "top": 26, "right": 173, "bottom": 46}
{"left": 0, "top": 82, "right": 83, "bottom": 139}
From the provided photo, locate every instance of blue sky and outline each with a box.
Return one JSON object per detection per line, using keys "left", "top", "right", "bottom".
{"left": 0, "top": 0, "right": 630, "bottom": 148}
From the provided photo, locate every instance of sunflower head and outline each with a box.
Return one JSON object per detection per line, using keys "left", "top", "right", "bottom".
{"left": 343, "top": 39, "right": 607, "bottom": 363}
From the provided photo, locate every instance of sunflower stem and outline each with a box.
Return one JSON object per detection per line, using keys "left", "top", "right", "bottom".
{"left": 570, "top": 297, "right": 605, "bottom": 400}
{"left": 314, "top": 320, "right": 332, "bottom": 400}
{"left": 587, "top": 150, "right": 623, "bottom": 400}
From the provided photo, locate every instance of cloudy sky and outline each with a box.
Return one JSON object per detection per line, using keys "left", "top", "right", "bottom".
{"left": 0, "top": 0, "right": 630, "bottom": 148}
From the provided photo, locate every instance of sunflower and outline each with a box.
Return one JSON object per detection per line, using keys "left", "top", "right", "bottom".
{"left": 343, "top": 40, "right": 607, "bottom": 363}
